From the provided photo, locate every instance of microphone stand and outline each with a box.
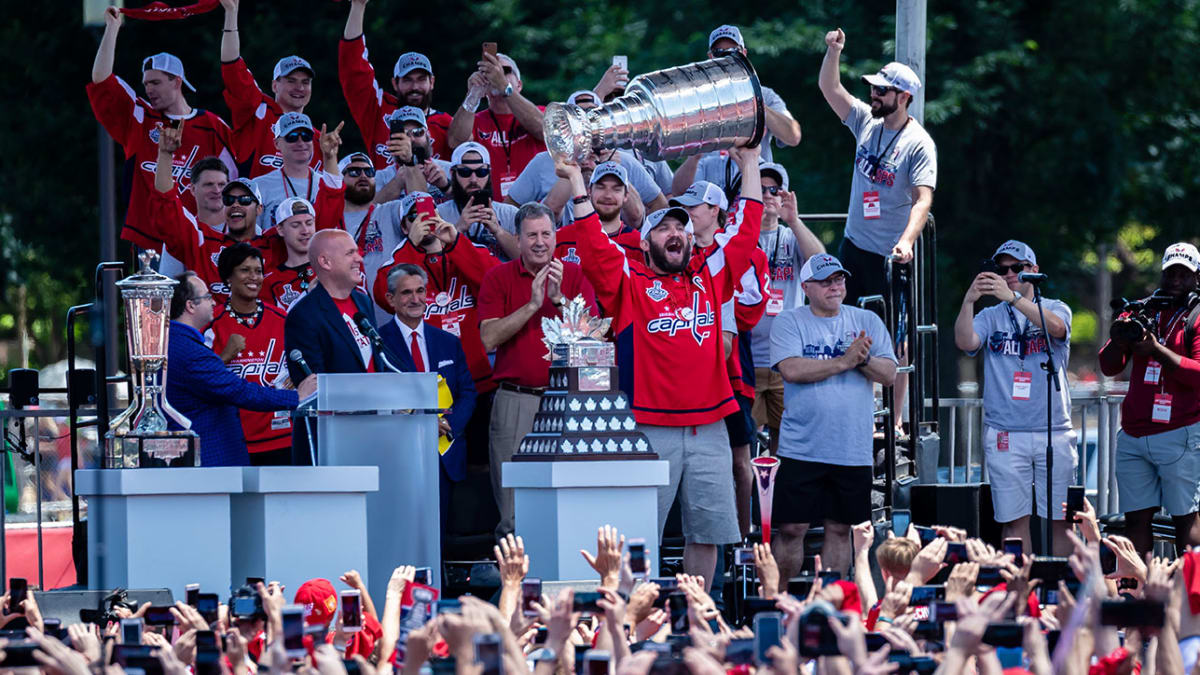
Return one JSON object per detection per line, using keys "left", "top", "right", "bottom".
{"left": 1031, "top": 282, "right": 1061, "bottom": 555}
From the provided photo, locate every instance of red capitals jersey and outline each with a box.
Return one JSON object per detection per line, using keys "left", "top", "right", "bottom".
{"left": 372, "top": 235, "right": 500, "bottom": 393}
{"left": 337, "top": 35, "right": 452, "bottom": 168}
{"left": 555, "top": 220, "right": 641, "bottom": 267}
{"left": 261, "top": 262, "right": 316, "bottom": 312}
{"left": 146, "top": 175, "right": 345, "bottom": 301}
{"left": 472, "top": 109, "right": 546, "bottom": 200}
{"left": 221, "top": 58, "right": 322, "bottom": 178}
{"left": 87, "top": 74, "right": 236, "bottom": 250}
{"left": 206, "top": 301, "right": 292, "bottom": 453}
{"left": 698, "top": 242, "right": 770, "bottom": 399}
{"left": 576, "top": 199, "right": 763, "bottom": 426}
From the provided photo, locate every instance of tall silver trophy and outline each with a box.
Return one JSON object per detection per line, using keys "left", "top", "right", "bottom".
{"left": 544, "top": 52, "right": 764, "bottom": 162}
{"left": 104, "top": 251, "right": 199, "bottom": 468}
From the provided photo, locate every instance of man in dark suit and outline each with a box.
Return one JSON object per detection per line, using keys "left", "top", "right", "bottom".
{"left": 378, "top": 263, "right": 477, "bottom": 528}
{"left": 167, "top": 272, "right": 316, "bottom": 467}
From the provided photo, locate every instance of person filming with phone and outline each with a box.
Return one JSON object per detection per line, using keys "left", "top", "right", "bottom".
{"left": 1100, "top": 242, "right": 1200, "bottom": 555}
{"left": 954, "top": 240, "right": 1075, "bottom": 555}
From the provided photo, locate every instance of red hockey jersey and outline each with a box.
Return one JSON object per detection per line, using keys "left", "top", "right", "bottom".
{"left": 206, "top": 301, "right": 292, "bottom": 453}
{"left": 220, "top": 58, "right": 322, "bottom": 178}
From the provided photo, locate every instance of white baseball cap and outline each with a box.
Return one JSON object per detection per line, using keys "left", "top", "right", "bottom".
{"left": 640, "top": 207, "right": 693, "bottom": 240}
{"left": 590, "top": 161, "right": 628, "bottom": 186}
{"left": 142, "top": 53, "right": 195, "bottom": 92}
{"left": 759, "top": 162, "right": 790, "bottom": 191}
{"left": 670, "top": 181, "right": 728, "bottom": 211}
{"left": 274, "top": 197, "right": 315, "bottom": 225}
{"left": 708, "top": 25, "right": 745, "bottom": 49}
{"left": 1163, "top": 242, "right": 1200, "bottom": 272}
{"left": 221, "top": 178, "right": 263, "bottom": 205}
{"left": 451, "top": 142, "right": 490, "bottom": 167}
{"left": 861, "top": 62, "right": 922, "bottom": 96}
{"left": 799, "top": 254, "right": 851, "bottom": 283}
{"left": 337, "top": 152, "right": 372, "bottom": 173}
{"left": 497, "top": 53, "right": 522, "bottom": 82}
{"left": 273, "top": 56, "right": 314, "bottom": 80}
{"left": 399, "top": 191, "right": 434, "bottom": 217}
{"left": 273, "top": 112, "right": 313, "bottom": 139}
{"left": 393, "top": 52, "right": 433, "bottom": 79}
{"left": 387, "top": 106, "right": 426, "bottom": 130}
{"left": 992, "top": 240, "right": 1037, "bottom": 266}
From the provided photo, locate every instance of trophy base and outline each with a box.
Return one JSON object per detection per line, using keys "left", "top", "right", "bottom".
{"left": 104, "top": 430, "right": 200, "bottom": 469}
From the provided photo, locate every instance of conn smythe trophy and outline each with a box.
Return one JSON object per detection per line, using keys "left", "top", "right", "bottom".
{"left": 104, "top": 252, "right": 199, "bottom": 468}
{"left": 513, "top": 297, "right": 656, "bottom": 460}
{"left": 544, "top": 51, "right": 765, "bottom": 163}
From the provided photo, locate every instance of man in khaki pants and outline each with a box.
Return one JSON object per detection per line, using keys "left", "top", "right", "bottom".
{"left": 478, "top": 203, "right": 599, "bottom": 537}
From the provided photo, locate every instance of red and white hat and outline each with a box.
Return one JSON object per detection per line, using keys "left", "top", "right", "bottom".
{"left": 293, "top": 578, "right": 337, "bottom": 626}
{"left": 1163, "top": 242, "right": 1200, "bottom": 272}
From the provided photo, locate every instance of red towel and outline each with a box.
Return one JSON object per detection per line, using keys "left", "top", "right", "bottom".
{"left": 832, "top": 580, "right": 863, "bottom": 615}
{"left": 1184, "top": 551, "right": 1200, "bottom": 614}
{"left": 119, "top": 0, "right": 220, "bottom": 21}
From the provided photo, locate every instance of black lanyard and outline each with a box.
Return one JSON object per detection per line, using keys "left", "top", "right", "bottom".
{"left": 486, "top": 110, "right": 518, "bottom": 172}
{"left": 1005, "top": 304, "right": 1030, "bottom": 363}
{"left": 1157, "top": 307, "right": 1188, "bottom": 343}
{"left": 283, "top": 170, "right": 313, "bottom": 200}
{"left": 767, "top": 228, "right": 784, "bottom": 270}
{"left": 869, "top": 117, "right": 910, "bottom": 181}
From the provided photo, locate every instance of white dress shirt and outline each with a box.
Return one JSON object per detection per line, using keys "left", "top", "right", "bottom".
{"left": 394, "top": 318, "right": 429, "bottom": 372}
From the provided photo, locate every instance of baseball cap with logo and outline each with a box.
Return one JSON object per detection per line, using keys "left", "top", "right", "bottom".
{"left": 393, "top": 52, "right": 434, "bottom": 79}
{"left": 861, "top": 62, "right": 922, "bottom": 96}
{"left": 221, "top": 178, "right": 263, "bottom": 204}
{"left": 992, "top": 240, "right": 1037, "bottom": 266}
{"left": 759, "top": 162, "right": 790, "bottom": 191}
{"left": 1162, "top": 242, "right": 1200, "bottom": 272}
{"left": 273, "top": 56, "right": 314, "bottom": 80}
{"left": 338, "top": 152, "right": 373, "bottom": 173}
{"left": 708, "top": 25, "right": 746, "bottom": 49}
{"left": 399, "top": 191, "right": 434, "bottom": 218}
{"left": 142, "top": 52, "right": 196, "bottom": 92}
{"left": 497, "top": 53, "right": 522, "bottom": 82}
{"left": 640, "top": 207, "right": 693, "bottom": 240}
{"left": 387, "top": 106, "right": 427, "bottom": 130}
{"left": 799, "top": 253, "right": 852, "bottom": 283}
{"left": 670, "top": 181, "right": 729, "bottom": 211}
{"left": 590, "top": 161, "right": 628, "bottom": 187}
{"left": 293, "top": 579, "right": 337, "bottom": 626}
{"left": 274, "top": 197, "right": 315, "bottom": 225}
{"left": 451, "top": 142, "right": 490, "bottom": 167}
{"left": 274, "top": 112, "right": 313, "bottom": 139}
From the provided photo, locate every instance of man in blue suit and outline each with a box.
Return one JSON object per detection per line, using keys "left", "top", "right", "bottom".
{"left": 378, "top": 262, "right": 477, "bottom": 529}
{"left": 166, "top": 272, "right": 316, "bottom": 466}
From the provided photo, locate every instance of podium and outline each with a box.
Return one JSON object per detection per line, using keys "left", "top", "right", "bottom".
{"left": 314, "top": 373, "right": 441, "bottom": 604}
{"left": 504, "top": 459, "right": 669, "bottom": 581}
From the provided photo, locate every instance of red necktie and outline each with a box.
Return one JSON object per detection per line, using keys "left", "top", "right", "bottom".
{"left": 410, "top": 332, "right": 425, "bottom": 372}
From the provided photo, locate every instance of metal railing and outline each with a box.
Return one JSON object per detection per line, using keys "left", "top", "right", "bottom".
{"left": 935, "top": 390, "right": 1125, "bottom": 515}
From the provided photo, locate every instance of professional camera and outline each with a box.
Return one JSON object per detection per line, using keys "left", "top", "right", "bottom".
{"left": 1109, "top": 290, "right": 1196, "bottom": 342}
{"left": 78, "top": 588, "right": 138, "bottom": 625}
{"left": 228, "top": 585, "right": 265, "bottom": 621}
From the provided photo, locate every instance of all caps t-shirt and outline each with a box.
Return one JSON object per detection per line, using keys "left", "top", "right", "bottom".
{"left": 841, "top": 99, "right": 937, "bottom": 257}
{"left": 750, "top": 226, "right": 808, "bottom": 368}
{"left": 769, "top": 305, "right": 896, "bottom": 466}
{"left": 332, "top": 295, "right": 376, "bottom": 372}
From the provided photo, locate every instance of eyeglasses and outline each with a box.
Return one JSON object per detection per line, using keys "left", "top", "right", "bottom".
{"left": 812, "top": 274, "right": 847, "bottom": 287}
{"left": 223, "top": 194, "right": 257, "bottom": 206}
{"left": 993, "top": 262, "right": 1029, "bottom": 275}
{"left": 283, "top": 129, "right": 314, "bottom": 143}
{"left": 455, "top": 166, "right": 491, "bottom": 178}
{"left": 871, "top": 85, "right": 897, "bottom": 97}
{"left": 345, "top": 167, "right": 376, "bottom": 178}
{"left": 764, "top": 186, "right": 783, "bottom": 195}
{"left": 189, "top": 292, "right": 213, "bottom": 303}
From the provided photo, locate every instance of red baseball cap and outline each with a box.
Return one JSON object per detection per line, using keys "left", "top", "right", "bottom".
{"left": 294, "top": 579, "right": 337, "bottom": 626}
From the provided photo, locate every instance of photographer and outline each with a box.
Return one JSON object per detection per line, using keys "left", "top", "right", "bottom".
{"left": 955, "top": 240, "right": 1075, "bottom": 555}
{"left": 1100, "top": 242, "right": 1200, "bottom": 555}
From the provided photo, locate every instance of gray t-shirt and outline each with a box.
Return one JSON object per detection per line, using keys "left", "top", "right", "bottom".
{"left": 692, "top": 85, "right": 793, "bottom": 191}
{"left": 507, "top": 150, "right": 664, "bottom": 207}
{"left": 436, "top": 200, "right": 520, "bottom": 261}
{"left": 770, "top": 305, "right": 896, "bottom": 466}
{"left": 253, "top": 168, "right": 323, "bottom": 229}
{"left": 841, "top": 99, "right": 937, "bottom": 257}
{"left": 750, "top": 226, "right": 808, "bottom": 368}
{"left": 967, "top": 300, "right": 1073, "bottom": 432}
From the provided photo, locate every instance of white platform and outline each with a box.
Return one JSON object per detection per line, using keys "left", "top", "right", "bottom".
{"left": 503, "top": 460, "right": 669, "bottom": 581}
{"left": 231, "top": 467, "right": 377, "bottom": 597}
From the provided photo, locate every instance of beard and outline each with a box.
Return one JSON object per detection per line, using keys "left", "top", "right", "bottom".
{"left": 346, "top": 181, "right": 376, "bottom": 206}
{"left": 870, "top": 98, "right": 898, "bottom": 119}
{"left": 401, "top": 89, "right": 431, "bottom": 110}
{"left": 646, "top": 239, "right": 691, "bottom": 275}
{"left": 451, "top": 178, "right": 494, "bottom": 210}
{"left": 594, "top": 201, "right": 622, "bottom": 223}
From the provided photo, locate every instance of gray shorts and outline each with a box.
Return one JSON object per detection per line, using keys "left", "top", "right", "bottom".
{"left": 1116, "top": 421, "right": 1200, "bottom": 516}
{"left": 643, "top": 422, "right": 740, "bottom": 546}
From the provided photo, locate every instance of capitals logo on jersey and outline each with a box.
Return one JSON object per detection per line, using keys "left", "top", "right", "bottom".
{"left": 645, "top": 280, "right": 668, "bottom": 302}
{"left": 277, "top": 283, "right": 304, "bottom": 309}
{"left": 646, "top": 292, "right": 715, "bottom": 346}
{"left": 140, "top": 145, "right": 199, "bottom": 195}
{"left": 562, "top": 247, "right": 581, "bottom": 264}
{"left": 227, "top": 337, "right": 287, "bottom": 384}
{"left": 424, "top": 277, "right": 475, "bottom": 319}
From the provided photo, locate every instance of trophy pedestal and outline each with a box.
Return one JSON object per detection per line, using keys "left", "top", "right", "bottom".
{"left": 231, "top": 467, "right": 377, "bottom": 598}
{"left": 105, "top": 431, "right": 200, "bottom": 469}
{"left": 76, "top": 468, "right": 241, "bottom": 600}
{"left": 503, "top": 459, "right": 669, "bottom": 581}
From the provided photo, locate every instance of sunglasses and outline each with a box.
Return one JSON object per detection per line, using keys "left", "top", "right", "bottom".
{"left": 455, "top": 166, "right": 491, "bottom": 178}
{"left": 283, "top": 129, "right": 314, "bottom": 143}
{"left": 993, "top": 262, "right": 1029, "bottom": 275}
{"left": 223, "top": 194, "right": 257, "bottom": 206}
{"left": 765, "top": 186, "right": 783, "bottom": 195}
{"left": 871, "top": 85, "right": 897, "bottom": 97}
{"left": 405, "top": 128, "right": 427, "bottom": 138}
{"left": 345, "top": 167, "right": 376, "bottom": 178}
{"left": 502, "top": 66, "right": 514, "bottom": 75}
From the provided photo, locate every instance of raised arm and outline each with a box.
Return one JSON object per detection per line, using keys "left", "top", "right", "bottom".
{"left": 447, "top": 72, "right": 486, "bottom": 149}
{"left": 818, "top": 29, "right": 855, "bottom": 122}
{"left": 669, "top": 155, "right": 701, "bottom": 197}
{"left": 480, "top": 53, "right": 545, "bottom": 143}
{"left": 558, "top": 157, "right": 628, "bottom": 304}
{"left": 91, "top": 7, "right": 122, "bottom": 83}
{"left": 155, "top": 122, "right": 183, "bottom": 194}
{"left": 343, "top": 0, "right": 367, "bottom": 40}
{"left": 763, "top": 106, "right": 801, "bottom": 147}
{"left": 219, "top": 0, "right": 240, "bottom": 62}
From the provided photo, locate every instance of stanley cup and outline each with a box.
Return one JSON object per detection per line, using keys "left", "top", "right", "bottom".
{"left": 544, "top": 51, "right": 765, "bottom": 163}
{"left": 752, "top": 456, "right": 781, "bottom": 544}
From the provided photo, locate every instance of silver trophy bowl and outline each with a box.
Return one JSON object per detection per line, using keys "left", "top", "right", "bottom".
{"left": 544, "top": 51, "right": 764, "bottom": 163}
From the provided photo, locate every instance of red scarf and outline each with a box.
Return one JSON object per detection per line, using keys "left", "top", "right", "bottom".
{"left": 119, "top": 0, "right": 220, "bottom": 21}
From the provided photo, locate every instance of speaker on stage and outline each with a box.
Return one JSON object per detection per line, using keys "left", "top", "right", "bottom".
{"left": 910, "top": 483, "right": 1001, "bottom": 545}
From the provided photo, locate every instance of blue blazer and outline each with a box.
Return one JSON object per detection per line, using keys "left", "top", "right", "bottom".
{"left": 166, "top": 321, "right": 299, "bottom": 467}
{"left": 378, "top": 319, "right": 477, "bottom": 482}
{"left": 284, "top": 284, "right": 380, "bottom": 383}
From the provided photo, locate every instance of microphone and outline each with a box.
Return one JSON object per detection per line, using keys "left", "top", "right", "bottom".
{"left": 1018, "top": 272, "right": 1048, "bottom": 284}
{"left": 353, "top": 312, "right": 385, "bottom": 348}
{"left": 289, "top": 349, "right": 314, "bottom": 378}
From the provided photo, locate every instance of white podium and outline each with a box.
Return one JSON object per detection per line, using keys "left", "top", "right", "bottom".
{"left": 315, "top": 373, "right": 441, "bottom": 604}
{"left": 231, "top": 467, "right": 378, "bottom": 596}
{"left": 77, "top": 468, "right": 242, "bottom": 599}
{"left": 504, "top": 460, "right": 669, "bottom": 581}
